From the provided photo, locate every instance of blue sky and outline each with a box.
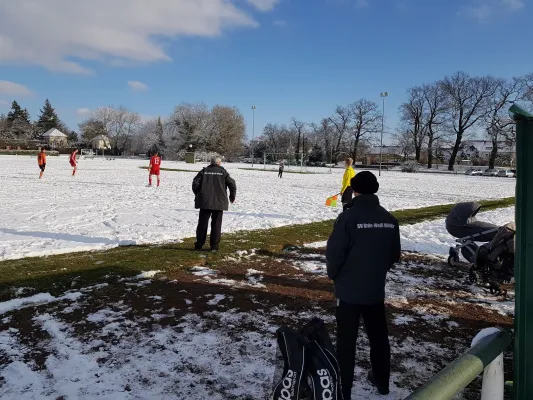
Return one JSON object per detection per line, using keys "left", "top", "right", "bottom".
{"left": 0, "top": 0, "right": 531, "bottom": 143}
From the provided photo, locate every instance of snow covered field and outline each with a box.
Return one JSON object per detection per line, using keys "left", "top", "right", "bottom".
{"left": 0, "top": 155, "right": 516, "bottom": 260}
{"left": 0, "top": 155, "right": 517, "bottom": 399}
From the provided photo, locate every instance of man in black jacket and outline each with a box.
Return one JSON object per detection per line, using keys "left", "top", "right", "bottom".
{"left": 326, "top": 171, "right": 401, "bottom": 399}
{"left": 192, "top": 157, "right": 237, "bottom": 252}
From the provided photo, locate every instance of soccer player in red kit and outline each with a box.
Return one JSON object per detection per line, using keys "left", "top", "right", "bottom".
{"left": 148, "top": 151, "right": 162, "bottom": 187}
{"left": 70, "top": 149, "right": 79, "bottom": 176}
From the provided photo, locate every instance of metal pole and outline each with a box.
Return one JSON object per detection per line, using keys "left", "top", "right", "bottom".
{"left": 509, "top": 104, "right": 533, "bottom": 400}
{"left": 300, "top": 134, "right": 304, "bottom": 171}
{"left": 251, "top": 105, "right": 256, "bottom": 168}
{"left": 379, "top": 92, "right": 388, "bottom": 176}
{"left": 405, "top": 328, "right": 511, "bottom": 400}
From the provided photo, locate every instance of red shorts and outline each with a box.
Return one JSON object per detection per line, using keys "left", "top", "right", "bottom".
{"left": 70, "top": 161, "right": 77, "bottom": 167}
{"left": 149, "top": 169, "right": 160, "bottom": 176}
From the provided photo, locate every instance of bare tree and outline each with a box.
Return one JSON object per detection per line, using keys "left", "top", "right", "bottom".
{"left": 91, "top": 106, "right": 141, "bottom": 154}
{"left": 209, "top": 105, "right": 246, "bottom": 160}
{"left": 132, "top": 118, "right": 159, "bottom": 155}
{"left": 484, "top": 77, "right": 524, "bottom": 169}
{"left": 422, "top": 82, "right": 448, "bottom": 168}
{"left": 393, "top": 129, "right": 415, "bottom": 162}
{"left": 168, "top": 102, "right": 211, "bottom": 151}
{"left": 79, "top": 118, "right": 107, "bottom": 143}
{"left": 262, "top": 123, "right": 284, "bottom": 155}
{"left": 399, "top": 87, "right": 426, "bottom": 162}
{"left": 290, "top": 118, "right": 307, "bottom": 161}
{"left": 310, "top": 118, "right": 334, "bottom": 163}
{"left": 349, "top": 99, "right": 382, "bottom": 160}
{"left": 440, "top": 71, "right": 498, "bottom": 170}
{"left": 328, "top": 106, "right": 351, "bottom": 162}
{"left": 524, "top": 73, "right": 533, "bottom": 106}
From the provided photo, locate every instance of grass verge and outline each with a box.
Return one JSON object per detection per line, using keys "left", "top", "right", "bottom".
{"left": 0, "top": 197, "right": 514, "bottom": 299}
{"left": 139, "top": 166, "right": 199, "bottom": 173}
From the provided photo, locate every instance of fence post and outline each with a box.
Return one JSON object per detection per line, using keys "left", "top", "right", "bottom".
{"left": 509, "top": 104, "right": 533, "bottom": 400}
{"left": 471, "top": 328, "right": 504, "bottom": 400}
{"left": 405, "top": 328, "right": 511, "bottom": 400}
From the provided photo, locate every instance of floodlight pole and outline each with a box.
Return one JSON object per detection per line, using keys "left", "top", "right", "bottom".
{"left": 251, "top": 105, "right": 256, "bottom": 168}
{"left": 379, "top": 92, "right": 388, "bottom": 176}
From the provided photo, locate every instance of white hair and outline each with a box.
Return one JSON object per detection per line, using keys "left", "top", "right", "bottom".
{"left": 211, "top": 156, "right": 222, "bottom": 165}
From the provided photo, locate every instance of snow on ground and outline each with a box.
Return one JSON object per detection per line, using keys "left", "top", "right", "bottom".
{"left": 0, "top": 248, "right": 514, "bottom": 399}
{"left": 305, "top": 206, "right": 515, "bottom": 259}
{"left": 400, "top": 207, "right": 515, "bottom": 257}
{"left": 0, "top": 155, "right": 515, "bottom": 260}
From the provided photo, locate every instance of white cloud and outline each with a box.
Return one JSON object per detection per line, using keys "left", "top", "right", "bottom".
{"left": 128, "top": 81, "right": 148, "bottom": 91}
{"left": 0, "top": 0, "right": 268, "bottom": 74}
{"left": 459, "top": 0, "right": 525, "bottom": 21}
{"left": 0, "top": 80, "right": 33, "bottom": 96}
{"left": 247, "top": 0, "right": 280, "bottom": 12}
{"left": 76, "top": 108, "right": 92, "bottom": 116}
{"left": 0, "top": 99, "right": 9, "bottom": 107}
{"left": 502, "top": 0, "right": 525, "bottom": 10}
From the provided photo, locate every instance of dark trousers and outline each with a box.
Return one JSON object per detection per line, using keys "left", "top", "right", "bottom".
{"left": 341, "top": 187, "right": 353, "bottom": 211}
{"left": 336, "top": 300, "right": 390, "bottom": 399}
{"left": 195, "top": 209, "right": 223, "bottom": 250}
{"left": 278, "top": 170, "right": 283, "bottom": 178}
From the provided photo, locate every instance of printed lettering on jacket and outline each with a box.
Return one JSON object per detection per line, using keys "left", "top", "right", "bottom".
{"left": 356, "top": 222, "right": 396, "bottom": 229}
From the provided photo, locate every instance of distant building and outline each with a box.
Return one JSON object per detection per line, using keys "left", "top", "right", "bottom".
{"left": 366, "top": 145, "right": 414, "bottom": 164}
{"left": 90, "top": 135, "right": 111, "bottom": 150}
{"left": 461, "top": 140, "right": 516, "bottom": 159}
{"left": 42, "top": 128, "right": 68, "bottom": 148}
{"left": 437, "top": 140, "right": 516, "bottom": 166}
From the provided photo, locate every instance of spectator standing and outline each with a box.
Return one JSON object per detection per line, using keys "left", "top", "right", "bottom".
{"left": 192, "top": 157, "right": 237, "bottom": 252}
{"left": 326, "top": 171, "right": 401, "bottom": 399}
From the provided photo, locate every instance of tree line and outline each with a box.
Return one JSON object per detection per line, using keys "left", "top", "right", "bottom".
{"left": 1, "top": 71, "right": 531, "bottom": 166}
{"left": 397, "top": 71, "right": 533, "bottom": 170}
{"left": 0, "top": 100, "right": 77, "bottom": 143}
{"left": 257, "top": 71, "right": 533, "bottom": 170}
{"left": 0, "top": 100, "right": 247, "bottom": 160}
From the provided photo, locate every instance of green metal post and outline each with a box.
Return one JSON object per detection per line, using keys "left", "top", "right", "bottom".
{"left": 404, "top": 329, "right": 511, "bottom": 400}
{"left": 509, "top": 104, "right": 533, "bottom": 400}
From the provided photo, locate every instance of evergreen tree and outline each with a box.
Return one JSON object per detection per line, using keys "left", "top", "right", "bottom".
{"left": 309, "top": 144, "right": 325, "bottom": 163}
{"left": 67, "top": 131, "right": 79, "bottom": 143}
{"left": 36, "top": 99, "right": 61, "bottom": 139}
{"left": 7, "top": 101, "right": 31, "bottom": 124}
{"left": 6, "top": 101, "right": 32, "bottom": 139}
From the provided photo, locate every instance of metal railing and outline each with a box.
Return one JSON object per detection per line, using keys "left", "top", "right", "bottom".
{"left": 405, "top": 328, "right": 511, "bottom": 400}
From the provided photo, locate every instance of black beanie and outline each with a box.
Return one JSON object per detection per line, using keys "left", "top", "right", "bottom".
{"left": 351, "top": 171, "right": 379, "bottom": 194}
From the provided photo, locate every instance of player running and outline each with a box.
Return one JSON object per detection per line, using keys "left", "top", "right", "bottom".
{"left": 37, "top": 148, "right": 47, "bottom": 179}
{"left": 148, "top": 151, "right": 162, "bottom": 187}
{"left": 70, "top": 149, "right": 79, "bottom": 176}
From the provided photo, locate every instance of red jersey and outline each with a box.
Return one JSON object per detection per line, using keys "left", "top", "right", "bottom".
{"left": 70, "top": 152, "right": 77, "bottom": 166}
{"left": 149, "top": 156, "right": 161, "bottom": 173}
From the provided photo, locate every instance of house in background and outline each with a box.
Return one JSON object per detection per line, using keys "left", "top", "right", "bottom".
{"left": 42, "top": 128, "right": 68, "bottom": 148}
{"left": 365, "top": 146, "right": 413, "bottom": 164}
{"left": 90, "top": 135, "right": 111, "bottom": 150}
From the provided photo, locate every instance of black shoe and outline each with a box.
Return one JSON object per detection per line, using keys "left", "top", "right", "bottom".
{"left": 210, "top": 248, "right": 218, "bottom": 253}
{"left": 194, "top": 244, "right": 203, "bottom": 251}
{"left": 367, "top": 371, "right": 389, "bottom": 395}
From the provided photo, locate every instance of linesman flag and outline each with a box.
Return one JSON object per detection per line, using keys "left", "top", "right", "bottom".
{"left": 325, "top": 194, "right": 339, "bottom": 207}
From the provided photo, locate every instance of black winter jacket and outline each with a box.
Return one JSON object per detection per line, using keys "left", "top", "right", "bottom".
{"left": 326, "top": 194, "right": 401, "bottom": 305}
{"left": 192, "top": 165, "right": 236, "bottom": 211}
